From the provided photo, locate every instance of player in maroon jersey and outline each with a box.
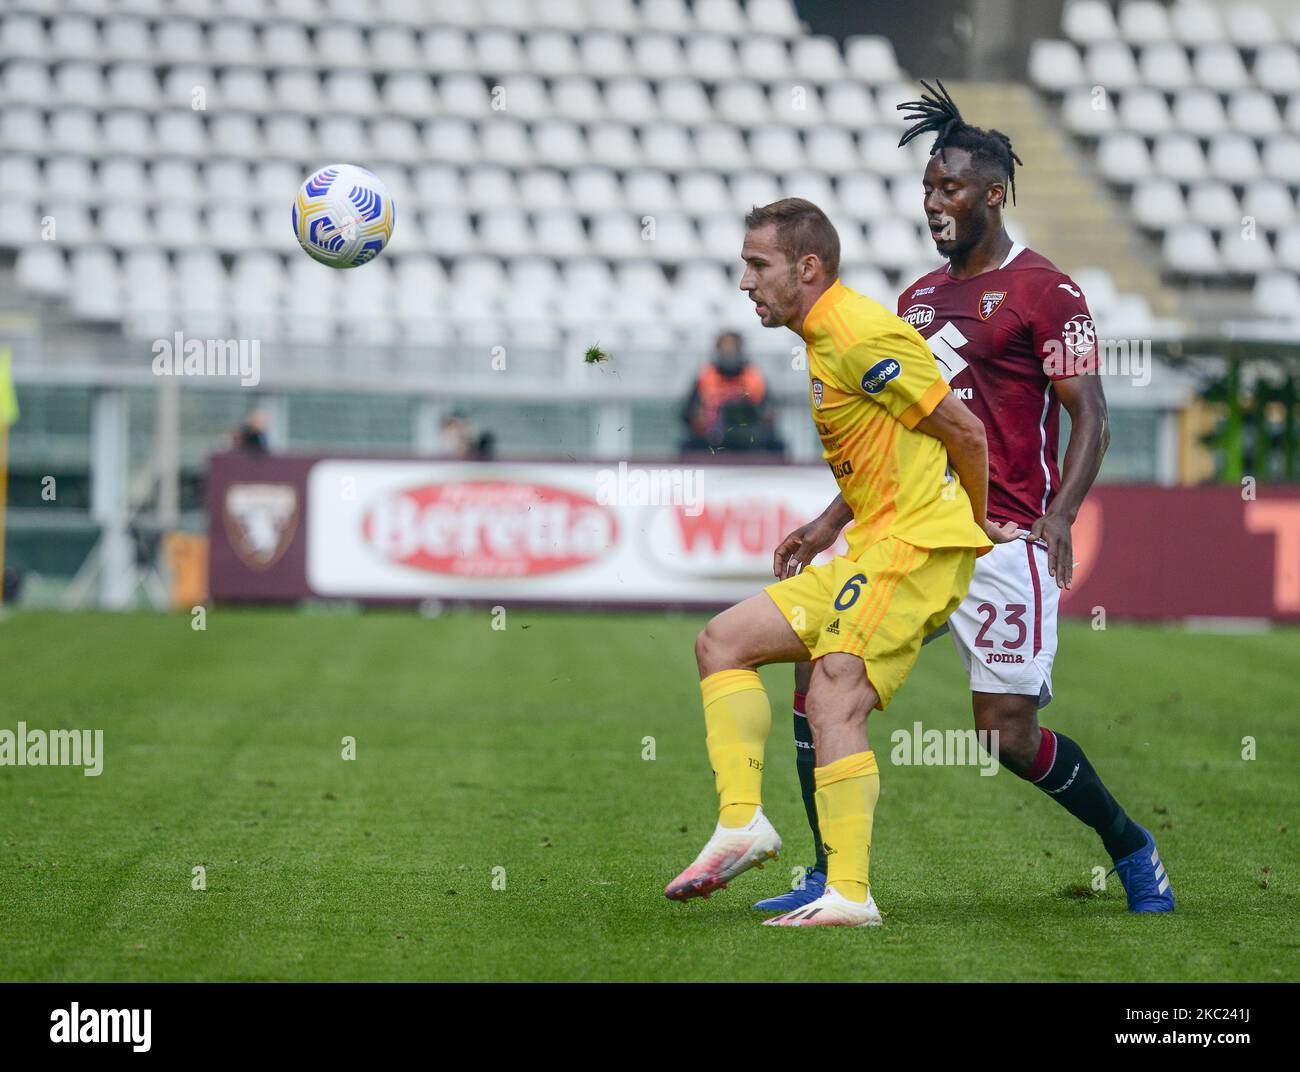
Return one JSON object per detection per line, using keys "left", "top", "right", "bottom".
{"left": 755, "top": 81, "right": 1174, "bottom": 914}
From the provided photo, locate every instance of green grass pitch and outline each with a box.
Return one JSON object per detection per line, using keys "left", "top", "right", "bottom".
{"left": 1, "top": 608, "right": 1296, "bottom": 982}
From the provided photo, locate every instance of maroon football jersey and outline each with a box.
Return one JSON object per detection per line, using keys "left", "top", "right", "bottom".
{"left": 897, "top": 244, "right": 1099, "bottom": 530}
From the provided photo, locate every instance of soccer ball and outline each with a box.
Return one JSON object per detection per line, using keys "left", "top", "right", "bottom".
{"left": 292, "top": 164, "right": 395, "bottom": 269}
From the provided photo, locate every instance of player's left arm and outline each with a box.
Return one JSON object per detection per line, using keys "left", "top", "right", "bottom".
{"left": 1031, "top": 374, "right": 1109, "bottom": 590}
{"left": 1028, "top": 276, "right": 1109, "bottom": 589}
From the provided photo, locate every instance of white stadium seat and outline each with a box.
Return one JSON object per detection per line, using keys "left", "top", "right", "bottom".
{"left": 155, "top": 20, "right": 206, "bottom": 64}
{"left": 1170, "top": 2, "right": 1223, "bottom": 46}
{"left": 717, "top": 82, "right": 771, "bottom": 128}
{"left": 1253, "top": 272, "right": 1300, "bottom": 316}
{"left": 383, "top": 73, "right": 438, "bottom": 118}
{"left": 739, "top": 36, "right": 794, "bottom": 83}
{"left": 535, "top": 120, "right": 591, "bottom": 169}
{"left": 604, "top": 78, "right": 658, "bottom": 125}
{"left": 1228, "top": 91, "right": 1283, "bottom": 138}
{"left": 1029, "top": 40, "right": 1086, "bottom": 92}
{"left": 731, "top": 171, "right": 783, "bottom": 212}
{"left": 660, "top": 80, "right": 712, "bottom": 125}
{"left": 1187, "top": 182, "right": 1240, "bottom": 228}
{"left": 1207, "top": 134, "right": 1262, "bottom": 184}
{"left": 16, "top": 245, "right": 69, "bottom": 297}
{"left": 843, "top": 36, "right": 901, "bottom": 85}
{"left": 534, "top": 210, "right": 589, "bottom": 258}
{"left": 1064, "top": 1, "right": 1118, "bottom": 44}
{"left": 1098, "top": 132, "right": 1154, "bottom": 183}
{"left": 153, "top": 205, "right": 205, "bottom": 248}
{"left": 792, "top": 37, "right": 847, "bottom": 84}
{"left": 837, "top": 173, "right": 891, "bottom": 221}
{"left": 2, "top": 61, "right": 53, "bottom": 106}
{"left": 748, "top": 0, "right": 803, "bottom": 38}
{"left": 824, "top": 82, "right": 877, "bottom": 127}
{"left": 263, "top": 24, "right": 312, "bottom": 67}
{"left": 1172, "top": 88, "right": 1227, "bottom": 137}
{"left": 1162, "top": 223, "right": 1221, "bottom": 273}
{"left": 46, "top": 158, "right": 94, "bottom": 202}
{"left": 1119, "top": 2, "right": 1173, "bottom": 44}
{"left": 1192, "top": 44, "right": 1250, "bottom": 92}
{"left": 48, "top": 15, "right": 97, "bottom": 59}
{"left": 70, "top": 248, "right": 123, "bottom": 321}
{"left": 1063, "top": 88, "right": 1117, "bottom": 136}
{"left": 580, "top": 122, "right": 636, "bottom": 170}
{"left": 626, "top": 170, "right": 679, "bottom": 214}
{"left": 0, "top": 201, "right": 41, "bottom": 245}
{"left": 686, "top": 36, "right": 741, "bottom": 83}
{"left": 631, "top": 34, "right": 691, "bottom": 79}
{"left": 1120, "top": 88, "right": 1173, "bottom": 136}
{"left": 552, "top": 77, "right": 605, "bottom": 123}
{"left": 1131, "top": 178, "right": 1188, "bottom": 229}
{"left": 210, "top": 23, "right": 259, "bottom": 65}
{"left": 1262, "top": 137, "right": 1300, "bottom": 182}
{"left": 528, "top": 31, "right": 581, "bottom": 77}
{"left": 1255, "top": 45, "right": 1300, "bottom": 95}
{"left": 1139, "top": 42, "right": 1194, "bottom": 90}
{"left": 1220, "top": 230, "right": 1275, "bottom": 274}
{"left": 1277, "top": 225, "right": 1300, "bottom": 272}
{"left": 679, "top": 172, "right": 731, "bottom": 215}
{"left": 100, "top": 157, "right": 146, "bottom": 201}
{"left": 572, "top": 165, "right": 626, "bottom": 213}
{"left": 0, "top": 155, "right": 40, "bottom": 199}
{"left": 498, "top": 75, "right": 552, "bottom": 121}
{"left": 1224, "top": 3, "right": 1276, "bottom": 47}
{"left": 1241, "top": 182, "right": 1297, "bottom": 229}
{"left": 1086, "top": 42, "right": 1141, "bottom": 90}
{"left": 1154, "top": 133, "right": 1209, "bottom": 182}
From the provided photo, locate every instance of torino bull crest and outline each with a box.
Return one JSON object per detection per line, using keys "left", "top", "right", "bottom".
{"left": 292, "top": 164, "right": 395, "bottom": 269}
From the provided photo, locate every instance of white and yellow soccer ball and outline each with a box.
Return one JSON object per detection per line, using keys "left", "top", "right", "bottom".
{"left": 292, "top": 164, "right": 395, "bottom": 268}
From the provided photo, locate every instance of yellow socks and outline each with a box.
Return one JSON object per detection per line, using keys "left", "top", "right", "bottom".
{"left": 700, "top": 669, "right": 771, "bottom": 828}
{"left": 814, "top": 751, "right": 880, "bottom": 903}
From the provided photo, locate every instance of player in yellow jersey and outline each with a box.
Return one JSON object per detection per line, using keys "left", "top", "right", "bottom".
{"left": 663, "top": 199, "right": 1019, "bottom": 926}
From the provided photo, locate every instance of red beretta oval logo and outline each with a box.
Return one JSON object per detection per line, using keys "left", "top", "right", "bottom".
{"left": 361, "top": 480, "right": 618, "bottom": 577}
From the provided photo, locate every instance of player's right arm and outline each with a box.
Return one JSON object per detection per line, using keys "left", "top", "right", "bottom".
{"left": 912, "top": 393, "right": 1014, "bottom": 542}
{"left": 842, "top": 324, "right": 1014, "bottom": 543}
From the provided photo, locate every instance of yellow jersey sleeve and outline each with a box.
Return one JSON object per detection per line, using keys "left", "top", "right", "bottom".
{"left": 841, "top": 325, "right": 950, "bottom": 430}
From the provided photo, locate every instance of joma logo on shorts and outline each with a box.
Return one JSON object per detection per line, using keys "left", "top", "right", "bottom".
{"left": 985, "top": 653, "right": 1025, "bottom": 664}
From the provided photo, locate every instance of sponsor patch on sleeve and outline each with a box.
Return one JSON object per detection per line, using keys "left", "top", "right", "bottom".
{"left": 861, "top": 358, "right": 901, "bottom": 394}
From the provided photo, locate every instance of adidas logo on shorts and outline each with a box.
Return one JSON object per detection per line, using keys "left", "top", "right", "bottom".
{"left": 826, "top": 618, "right": 840, "bottom": 635}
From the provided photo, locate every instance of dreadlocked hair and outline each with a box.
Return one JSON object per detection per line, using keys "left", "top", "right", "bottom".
{"left": 896, "top": 79, "right": 1024, "bottom": 206}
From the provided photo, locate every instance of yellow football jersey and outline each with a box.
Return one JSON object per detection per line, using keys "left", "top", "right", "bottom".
{"left": 801, "top": 280, "right": 991, "bottom": 559}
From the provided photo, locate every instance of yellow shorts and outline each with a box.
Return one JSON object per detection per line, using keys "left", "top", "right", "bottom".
{"left": 764, "top": 536, "right": 976, "bottom": 710}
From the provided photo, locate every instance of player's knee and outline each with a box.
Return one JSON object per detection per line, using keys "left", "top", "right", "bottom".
{"left": 695, "top": 618, "right": 730, "bottom": 675}
{"left": 806, "top": 657, "right": 873, "bottom": 736}
{"left": 973, "top": 701, "right": 1040, "bottom": 774}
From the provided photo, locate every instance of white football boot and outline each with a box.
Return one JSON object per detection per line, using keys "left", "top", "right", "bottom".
{"left": 761, "top": 883, "right": 883, "bottom": 927}
{"left": 664, "top": 808, "right": 782, "bottom": 902}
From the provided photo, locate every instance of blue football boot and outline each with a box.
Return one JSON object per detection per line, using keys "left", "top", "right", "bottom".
{"left": 1110, "top": 826, "right": 1175, "bottom": 912}
{"left": 753, "top": 867, "right": 826, "bottom": 911}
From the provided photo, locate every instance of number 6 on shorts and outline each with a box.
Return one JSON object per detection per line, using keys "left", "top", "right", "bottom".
{"left": 834, "top": 573, "right": 869, "bottom": 611}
